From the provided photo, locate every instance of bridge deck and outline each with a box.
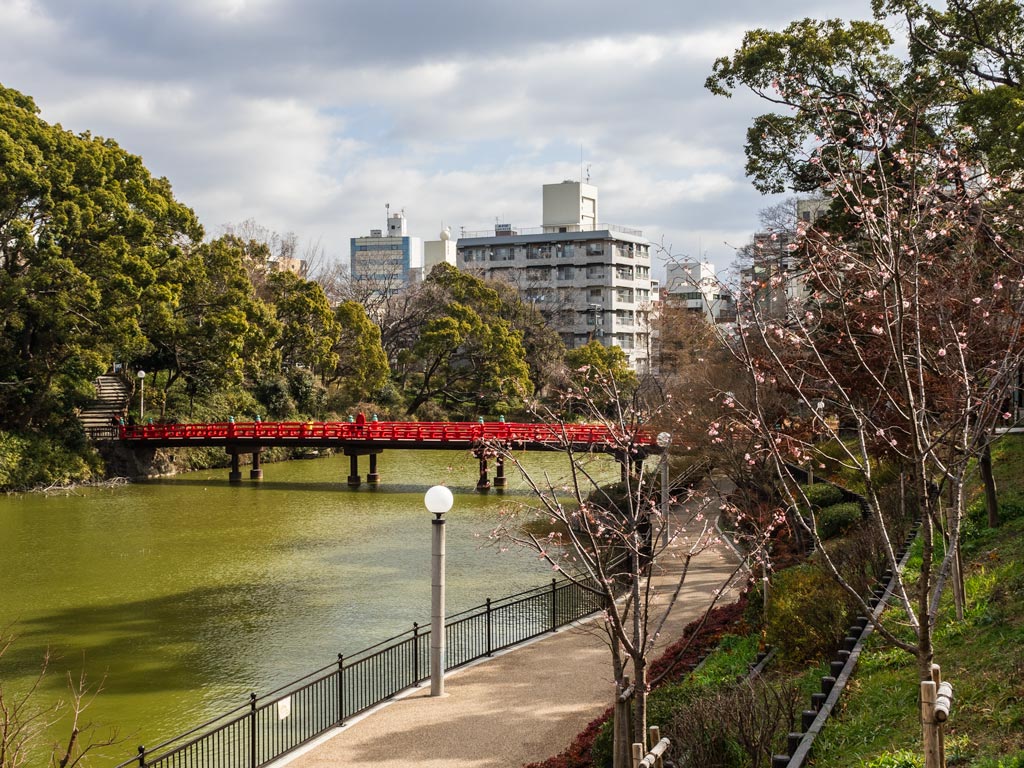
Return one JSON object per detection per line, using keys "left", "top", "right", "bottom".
{"left": 120, "top": 420, "right": 659, "bottom": 454}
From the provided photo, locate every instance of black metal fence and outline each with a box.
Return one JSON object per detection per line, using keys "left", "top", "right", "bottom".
{"left": 115, "top": 576, "right": 607, "bottom": 768}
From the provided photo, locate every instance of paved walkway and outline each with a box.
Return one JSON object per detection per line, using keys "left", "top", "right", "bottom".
{"left": 281, "top": 484, "right": 744, "bottom": 768}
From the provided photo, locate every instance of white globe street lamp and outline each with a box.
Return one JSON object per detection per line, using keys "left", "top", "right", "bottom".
{"left": 137, "top": 369, "right": 147, "bottom": 422}
{"left": 424, "top": 485, "right": 453, "bottom": 696}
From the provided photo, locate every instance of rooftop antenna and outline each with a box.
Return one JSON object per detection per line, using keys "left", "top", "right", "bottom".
{"left": 580, "top": 145, "right": 584, "bottom": 183}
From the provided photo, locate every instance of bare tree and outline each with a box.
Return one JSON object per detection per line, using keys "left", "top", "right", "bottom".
{"left": 490, "top": 378, "right": 770, "bottom": 768}
{"left": 0, "top": 631, "right": 119, "bottom": 768}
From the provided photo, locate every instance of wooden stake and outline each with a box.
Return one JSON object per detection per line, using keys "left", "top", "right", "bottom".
{"left": 922, "top": 680, "right": 939, "bottom": 768}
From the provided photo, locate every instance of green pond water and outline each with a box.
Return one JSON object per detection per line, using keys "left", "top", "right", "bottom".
{"left": 0, "top": 448, "right": 611, "bottom": 760}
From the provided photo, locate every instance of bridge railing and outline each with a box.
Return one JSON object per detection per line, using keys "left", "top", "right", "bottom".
{"left": 119, "top": 420, "right": 657, "bottom": 448}
{"left": 114, "top": 575, "right": 613, "bottom": 768}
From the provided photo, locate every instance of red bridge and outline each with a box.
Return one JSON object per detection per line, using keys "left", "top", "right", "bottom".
{"left": 120, "top": 420, "right": 660, "bottom": 490}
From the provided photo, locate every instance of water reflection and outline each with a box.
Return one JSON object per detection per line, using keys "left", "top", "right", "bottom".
{"left": 0, "top": 449, "right": 615, "bottom": 748}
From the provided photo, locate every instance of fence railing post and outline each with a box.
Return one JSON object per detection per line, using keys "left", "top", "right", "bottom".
{"left": 485, "top": 599, "right": 493, "bottom": 656}
{"left": 336, "top": 654, "right": 345, "bottom": 725}
{"left": 413, "top": 623, "right": 421, "bottom": 683}
{"left": 550, "top": 578, "right": 557, "bottom": 632}
{"left": 249, "top": 692, "right": 257, "bottom": 768}
{"left": 137, "top": 745, "right": 146, "bottom": 767}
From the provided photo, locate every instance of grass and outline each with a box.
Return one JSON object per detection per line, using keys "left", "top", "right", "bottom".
{"left": 808, "top": 435, "right": 1024, "bottom": 766}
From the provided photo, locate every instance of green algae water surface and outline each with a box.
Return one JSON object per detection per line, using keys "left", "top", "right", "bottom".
{"left": 0, "top": 449, "right": 612, "bottom": 759}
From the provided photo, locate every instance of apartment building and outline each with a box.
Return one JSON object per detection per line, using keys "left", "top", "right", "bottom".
{"left": 456, "top": 181, "right": 653, "bottom": 370}
{"left": 664, "top": 260, "right": 735, "bottom": 324}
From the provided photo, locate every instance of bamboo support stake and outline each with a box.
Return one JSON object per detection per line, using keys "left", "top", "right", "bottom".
{"left": 632, "top": 742, "right": 643, "bottom": 768}
{"left": 649, "top": 726, "right": 663, "bottom": 768}
{"left": 922, "top": 680, "right": 940, "bottom": 768}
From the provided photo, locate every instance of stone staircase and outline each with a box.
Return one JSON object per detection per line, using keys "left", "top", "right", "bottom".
{"left": 80, "top": 374, "right": 129, "bottom": 440}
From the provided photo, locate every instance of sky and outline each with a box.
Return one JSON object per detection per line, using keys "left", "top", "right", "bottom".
{"left": 0, "top": 0, "right": 881, "bottom": 280}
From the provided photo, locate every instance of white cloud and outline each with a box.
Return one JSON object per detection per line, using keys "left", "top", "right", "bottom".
{"left": 0, "top": 0, "right": 881, "bottom": 277}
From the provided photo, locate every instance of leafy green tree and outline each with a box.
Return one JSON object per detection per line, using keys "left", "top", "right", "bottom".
{"left": 0, "top": 83, "right": 202, "bottom": 430}
{"left": 562, "top": 341, "right": 638, "bottom": 417}
{"left": 264, "top": 270, "right": 340, "bottom": 376}
{"left": 139, "top": 235, "right": 278, "bottom": 417}
{"left": 877, "top": 0, "right": 1024, "bottom": 172}
{"left": 490, "top": 279, "right": 567, "bottom": 395}
{"left": 329, "top": 300, "right": 390, "bottom": 407}
{"left": 404, "top": 264, "right": 532, "bottom": 417}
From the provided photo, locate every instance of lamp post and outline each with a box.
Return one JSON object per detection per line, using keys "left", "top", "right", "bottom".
{"left": 424, "top": 485, "right": 453, "bottom": 696}
{"left": 137, "top": 370, "right": 147, "bottom": 422}
{"left": 656, "top": 432, "right": 672, "bottom": 546}
{"left": 809, "top": 400, "right": 825, "bottom": 485}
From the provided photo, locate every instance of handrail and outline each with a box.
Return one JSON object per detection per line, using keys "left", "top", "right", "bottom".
{"left": 112, "top": 569, "right": 623, "bottom": 768}
{"left": 117, "top": 420, "right": 660, "bottom": 450}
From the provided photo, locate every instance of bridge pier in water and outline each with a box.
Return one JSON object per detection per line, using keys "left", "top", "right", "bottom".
{"left": 344, "top": 448, "right": 383, "bottom": 488}
{"left": 250, "top": 450, "right": 263, "bottom": 481}
{"left": 494, "top": 455, "right": 506, "bottom": 490}
{"left": 228, "top": 450, "right": 242, "bottom": 484}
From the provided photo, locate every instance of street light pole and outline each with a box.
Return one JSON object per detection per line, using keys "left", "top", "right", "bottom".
{"left": 137, "top": 369, "right": 147, "bottom": 421}
{"left": 424, "top": 485, "right": 453, "bottom": 697}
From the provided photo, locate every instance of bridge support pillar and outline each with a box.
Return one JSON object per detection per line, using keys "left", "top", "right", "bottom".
{"left": 228, "top": 450, "right": 242, "bottom": 484}
{"left": 347, "top": 454, "right": 361, "bottom": 488}
{"left": 367, "top": 452, "right": 380, "bottom": 486}
{"left": 250, "top": 450, "right": 263, "bottom": 481}
{"left": 476, "top": 455, "right": 491, "bottom": 493}
{"left": 494, "top": 454, "right": 507, "bottom": 490}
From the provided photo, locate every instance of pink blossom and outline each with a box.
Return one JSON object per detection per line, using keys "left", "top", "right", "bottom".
{"left": 938, "top": 348, "right": 947, "bottom": 357}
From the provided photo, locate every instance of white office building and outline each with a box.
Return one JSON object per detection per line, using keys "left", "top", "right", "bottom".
{"left": 456, "top": 181, "right": 653, "bottom": 370}
{"left": 350, "top": 209, "right": 423, "bottom": 291}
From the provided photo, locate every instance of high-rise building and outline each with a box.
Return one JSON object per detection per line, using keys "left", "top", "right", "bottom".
{"left": 456, "top": 181, "right": 653, "bottom": 370}
{"left": 350, "top": 208, "right": 423, "bottom": 292}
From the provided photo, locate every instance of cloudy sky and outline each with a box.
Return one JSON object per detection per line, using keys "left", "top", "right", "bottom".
{"left": 1, "top": 0, "right": 880, "bottom": 279}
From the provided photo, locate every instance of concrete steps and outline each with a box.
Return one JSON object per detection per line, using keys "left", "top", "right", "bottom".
{"left": 80, "top": 374, "right": 129, "bottom": 440}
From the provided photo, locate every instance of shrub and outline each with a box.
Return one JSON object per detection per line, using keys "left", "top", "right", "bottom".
{"left": 800, "top": 482, "right": 845, "bottom": 510}
{"left": 663, "top": 677, "right": 802, "bottom": 768}
{"left": 864, "top": 750, "right": 924, "bottom": 768}
{"left": 821, "top": 523, "right": 889, "bottom": 595}
{"left": 818, "top": 502, "right": 863, "bottom": 539}
{"left": 0, "top": 429, "right": 102, "bottom": 490}
{"left": 766, "top": 564, "right": 855, "bottom": 662}
{"left": 971, "top": 754, "right": 1024, "bottom": 768}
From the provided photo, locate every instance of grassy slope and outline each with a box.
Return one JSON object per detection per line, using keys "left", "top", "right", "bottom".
{"left": 809, "top": 435, "right": 1024, "bottom": 766}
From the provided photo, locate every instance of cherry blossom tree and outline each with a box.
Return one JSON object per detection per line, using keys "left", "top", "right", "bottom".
{"left": 490, "top": 374, "right": 771, "bottom": 768}
{"left": 714, "top": 68, "right": 1024, "bottom": 680}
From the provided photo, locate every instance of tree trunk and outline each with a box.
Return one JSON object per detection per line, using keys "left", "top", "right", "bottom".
{"left": 980, "top": 442, "right": 999, "bottom": 528}
{"left": 612, "top": 677, "right": 632, "bottom": 768}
